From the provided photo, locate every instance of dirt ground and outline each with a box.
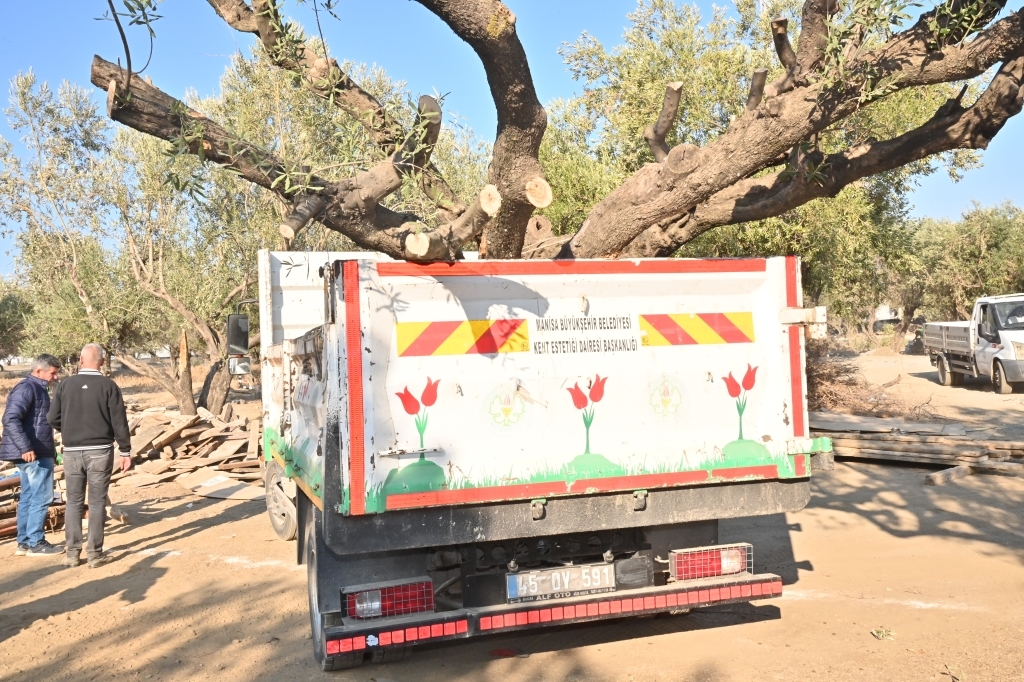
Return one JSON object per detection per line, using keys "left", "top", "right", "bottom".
{"left": 1, "top": 353, "right": 1022, "bottom": 682}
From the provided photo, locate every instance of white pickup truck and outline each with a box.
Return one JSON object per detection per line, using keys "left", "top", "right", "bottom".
{"left": 231, "top": 250, "right": 833, "bottom": 671}
{"left": 923, "top": 294, "right": 1024, "bottom": 394}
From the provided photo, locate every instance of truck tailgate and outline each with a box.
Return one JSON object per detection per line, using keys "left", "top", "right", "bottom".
{"left": 326, "top": 256, "right": 823, "bottom": 516}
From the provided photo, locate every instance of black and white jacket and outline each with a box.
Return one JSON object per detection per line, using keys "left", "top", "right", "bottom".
{"left": 47, "top": 368, "right": 132, "bottom": 454}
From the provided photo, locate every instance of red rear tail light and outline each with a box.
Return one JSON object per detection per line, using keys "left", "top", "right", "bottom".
{"left": 345, "top": 580, "right": 435, "bottom": 620}
{"left": 669, "top": 543, "right": 752, "bottom": 581}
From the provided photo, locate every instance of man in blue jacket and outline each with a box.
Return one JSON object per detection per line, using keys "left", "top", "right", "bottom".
{"left": 1, "top": 355, "right": 63, "bottom": 556}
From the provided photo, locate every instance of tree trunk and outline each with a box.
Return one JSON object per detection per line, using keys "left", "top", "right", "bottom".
{"left": 170, "top": 330, "right": 197, "bottom": 415}
{"left": 116, "top": 350, "right": 197, "bottom": 415}
{"left": 198, "top": 359, "right": 231, "bottom": 416}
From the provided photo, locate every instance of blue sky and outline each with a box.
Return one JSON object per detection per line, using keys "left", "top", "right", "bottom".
{"left": 0, "top": 0, "right": 1020, "bottom": 274}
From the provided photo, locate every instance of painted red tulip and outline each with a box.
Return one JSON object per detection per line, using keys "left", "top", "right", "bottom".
{"left": 396, "top": 387, "right": 420, "bottom": 415}
{"left": 589, "top": 375, "right": 608, "bottom": 403}
{"left": 567, "top": 383, "right": 588, "bottom": 410}
{"left": 742, "top": 364, "right": 758, "bottom": 391}
{"left": 421, "top": 378, "right": 440, "bottom": 407}
{"left": 723, "top": 373, "right": 741, "bottom": 398}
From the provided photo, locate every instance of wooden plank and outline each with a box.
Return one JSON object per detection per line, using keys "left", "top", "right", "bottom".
{"left": 207, "top": 438, "right": 247, "bottom": 461}
{"left": 829, "top": 438, "right": 987, "bottom": 457}
{"left": 809, "top": 412, "right": 965, "bottom": 435}
{"left": 131, "top": 422, "right": 171, "bottom": 453}
{"left": 813, "top": 431, "right": 1024, "bottom": 450}
{"left": 224, "top": 471, "right": 261, "bottom": 481}
{"left": 925, "top": 465, "right": 975, "bottom": 485}
{"left": 833, "top": 447, "right": 962, "bottom": 461}
{"left": 150, "top": 415, "right": 201, "bottom": 451}
{"left": 971, "top": 460, "right": 1024, "bottom": 474}
{"left": 218, "top": 460, "right": 261, "bottom": 471}
{"left": 834, "top": 449, "right": 987, "bottom": 466}
{"left": 246, "top": 427, "right": 260, "bottom": 456}
{"left": 139, "top": 459, "right": 174, "bottom": 475}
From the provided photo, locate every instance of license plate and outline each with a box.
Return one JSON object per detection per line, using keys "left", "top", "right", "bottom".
{"left": 506, "top": 564, "right": 616, "bottom": 603}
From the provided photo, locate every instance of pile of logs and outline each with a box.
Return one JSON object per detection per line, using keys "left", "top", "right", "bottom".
{"left": 0, "top": 462, "right": 66, "bottom": 539}
{"left": 116, "top": 403, "right": 263, "bottom": 488}
{"left": 814, "top": 430, "right": 1024, "bottom": 485}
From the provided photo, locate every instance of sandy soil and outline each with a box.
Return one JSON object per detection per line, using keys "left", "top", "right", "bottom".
{"left": 0, "top": 354, "right": 1022, "bottom": 682}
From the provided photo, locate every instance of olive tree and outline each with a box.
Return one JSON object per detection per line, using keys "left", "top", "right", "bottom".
{"left": 89, "top": 0, "right": 1023, "bottom": 263}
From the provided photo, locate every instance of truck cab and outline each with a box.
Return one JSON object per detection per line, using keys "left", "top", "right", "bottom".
{"left": 973, "top": 296, "right": 1024, "bottom": 388}
{"left": 924, "top": 294, "right": 1024, "bottom": 393}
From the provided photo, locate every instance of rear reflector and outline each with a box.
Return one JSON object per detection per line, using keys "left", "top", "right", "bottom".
{"left": 669, "top": 543, "right": 752, "bottom": 581}
{"left": 345, "top": 580, "right": 435, "bottom": 620}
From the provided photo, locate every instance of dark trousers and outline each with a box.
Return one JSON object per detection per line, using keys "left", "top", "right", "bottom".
{"left": 63, "top": 447, "right": 114, "bottom": 558}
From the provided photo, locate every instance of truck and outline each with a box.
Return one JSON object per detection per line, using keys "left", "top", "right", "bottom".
{"left": 923, "top": 293, "right": 1024, "bottom": 394}
{"left": 231, "top": 250, "right": 833, "bottom": 670}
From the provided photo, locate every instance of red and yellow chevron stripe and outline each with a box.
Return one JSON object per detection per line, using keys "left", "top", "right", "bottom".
{"left": 640, "top": 313, "right": 754, "bottom": 346}
{"left": 396, "top": 320, "right": 530, "bottom": 357}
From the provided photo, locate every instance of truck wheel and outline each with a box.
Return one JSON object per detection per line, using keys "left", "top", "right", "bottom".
{"left": 370, "top": 647, "right": 412, "bottom": 664}
{"left": 950, "top": 371, "right": 965, "bottom": 387}
{"left": 936, "top": 357, "right": 953, "bottom": 386}
{"left": 306, "top": 509, "right": 363, "bottom": 672}
{"left": 993, "top": 361, "right": 1014, "bottom": 395}
{"left": 265, "top": 460, "right": 297, "bottom": 541}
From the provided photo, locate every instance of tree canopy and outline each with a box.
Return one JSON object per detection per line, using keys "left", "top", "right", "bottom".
{"left": 84, "top": 0, "right": 1023, "bottom": 264}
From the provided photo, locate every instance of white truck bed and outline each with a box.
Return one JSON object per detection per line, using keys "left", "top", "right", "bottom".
{"left": 923, "top": 321, "right": 971, "bottom": 356}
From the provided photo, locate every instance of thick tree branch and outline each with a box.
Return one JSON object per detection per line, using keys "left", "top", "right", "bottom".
{"left": 415, "top": 0, "right": 548, "bottom": 258}
{"left": 623, "top": 56, "right": 1024, "bottom": 257}
{"left": 765, "top": 19, "right": 798, "bottom": 97}
{"left": 746, "top": 69, "right": 769, "bottom": 112}
{"left": 796, "top": 0, "right": 836, "bottom": 75}
{"left": 205, "top": 0, "right": 466, "bottom": 219}
{"left": 644, "top": 82, "right": 684, "bottom": 162}
{"left": 93, "top": 56, "right": 480, "bottom": 262}
{"left": 561, "top": 8, "right": 1024, "bottom": 259}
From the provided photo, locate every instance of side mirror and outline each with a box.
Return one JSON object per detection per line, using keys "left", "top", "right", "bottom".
{"left": 227, "top": 314, "right": 250, "bottom": 356}
{"left": 228, "top": 357, "right": 252, "bottom": 376}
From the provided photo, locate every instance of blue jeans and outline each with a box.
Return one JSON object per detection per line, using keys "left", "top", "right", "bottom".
{"left": 16, "top": 457, "right": 55, "bottom": 547}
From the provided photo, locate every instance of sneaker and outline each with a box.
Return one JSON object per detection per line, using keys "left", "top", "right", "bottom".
{"left": 63, "top": 551, "right": 82, "bottom": 568}
{"left": 26, "top": 540, "right": 65, "bottom": 557}
{"left": 14, "top": 543, "right": 28, "bottom": 556}
{"left": 88, "top": 553, "right": 114, "bottom": 568}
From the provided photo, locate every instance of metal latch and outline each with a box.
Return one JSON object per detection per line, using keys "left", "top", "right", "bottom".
{"left": 633, "top": 490, "right": 648, "bottom": 511}
{"left": 531, "top": 499, "right": 546, "bottom": 520}
{"left": 779, "top": 306, "right": 827, "bottom": 339}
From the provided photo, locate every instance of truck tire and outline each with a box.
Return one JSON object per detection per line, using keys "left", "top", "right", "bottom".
{"left": 306, "top": 509, "right": 363, "bottom": 672}
{"left": 993, "top": 361, "right": 1014, "bottom": 395}
{"left": 950, "top": 371, "right": 965, "bottom": 387}
{"left": 936, "top": 356, "right": 953, "bottom": 386}
{"left": 265, "top": 460, "right": 297, "bottom": 541}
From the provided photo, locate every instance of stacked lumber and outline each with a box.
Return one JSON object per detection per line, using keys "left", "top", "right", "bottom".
{"left": 117, "top": 404, "right": 264, "bottom": 488}
{"left": 0, "top": 463, "right": 67, "bottom": 539}
{"left": 812, "top": 429, "right": 1024, "bottom": 485}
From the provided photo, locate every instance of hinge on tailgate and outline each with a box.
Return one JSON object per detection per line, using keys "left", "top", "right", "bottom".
{"left": 633, "top": 490, "right": 648, "bottom": 511}
{"left": 779, "top": 306, "right": 828, "bottom": 339}
{"left": 530, "top": 499, "right": 546, "bottom": 520}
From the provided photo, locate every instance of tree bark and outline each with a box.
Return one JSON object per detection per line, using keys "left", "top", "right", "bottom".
{"left": 621, "top": 56, "right": 1024, "bottom": 257}
{"left": 198, "top": 359, "right": 231, "bottom": 416}
{"left": 116, "top": 351, "right": 198, "bottom": 415}
{"left": 415, "top": 0, "right": 548, "bottom": 258}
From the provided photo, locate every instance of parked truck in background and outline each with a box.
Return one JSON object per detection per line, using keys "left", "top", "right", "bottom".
{"left": 923, "top": 294, "right": 1024, "bottom": 394}
{"left": 232, "top": 250, "right": 832, "bottom": 671}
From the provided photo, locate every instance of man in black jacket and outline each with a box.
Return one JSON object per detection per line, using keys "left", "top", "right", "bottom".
{"left": 48, "top": 344, "right": 132, "bottom": 568}
{"left": 1, "top": 355, "right": 63, "bottom": 557}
